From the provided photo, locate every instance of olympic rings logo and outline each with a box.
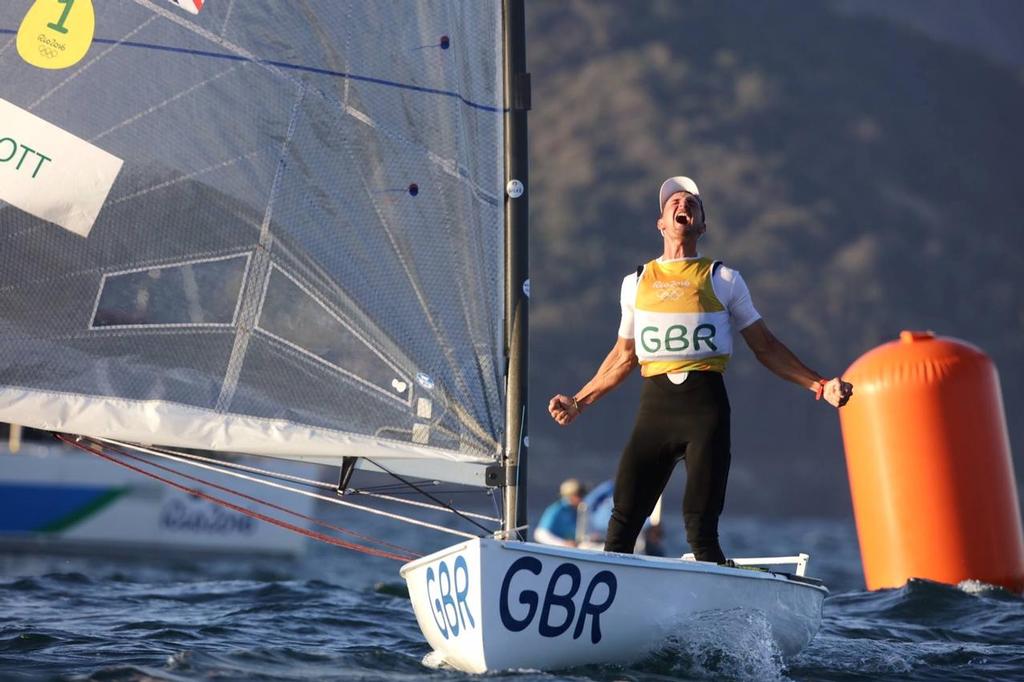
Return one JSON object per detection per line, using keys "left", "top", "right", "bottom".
{"left": 37, "top": 44, "right": 58, "bottom": 59}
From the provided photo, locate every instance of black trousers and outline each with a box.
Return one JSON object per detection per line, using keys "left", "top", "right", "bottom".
{"left": 604, "top": 371, "right": 731, "bottom": 562}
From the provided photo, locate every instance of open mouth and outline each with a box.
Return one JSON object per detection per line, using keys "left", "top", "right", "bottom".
{"left": 674, "top": 212, "right": 691, "bottom": 226}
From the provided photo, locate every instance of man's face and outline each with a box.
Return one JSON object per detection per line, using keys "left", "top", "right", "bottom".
{"left": 659, "top": 191, "right": 705, "bottom": 238}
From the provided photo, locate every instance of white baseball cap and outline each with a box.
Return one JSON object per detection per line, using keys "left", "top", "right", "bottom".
{"left": 659, "top": 176, "right": 700, "bottom": 212}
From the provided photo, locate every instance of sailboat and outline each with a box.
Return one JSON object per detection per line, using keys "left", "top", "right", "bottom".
{"left": 0, "top": 0, "right": 825, "bottom": 672}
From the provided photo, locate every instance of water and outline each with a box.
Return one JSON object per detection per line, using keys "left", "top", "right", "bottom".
{"left": 2, "top": 516, "right": 1022, "bottom": 681}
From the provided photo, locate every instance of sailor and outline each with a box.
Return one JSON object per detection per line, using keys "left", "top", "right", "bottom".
{"left": 533, "top": 478, "right": 586, "bottom": 547}
{"left": 547, "top": 176, "right": 853, "bottom": 562}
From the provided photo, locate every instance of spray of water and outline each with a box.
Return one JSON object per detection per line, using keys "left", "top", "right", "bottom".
{"left": 639, "top": 608, "right": 788, "bottom": 681}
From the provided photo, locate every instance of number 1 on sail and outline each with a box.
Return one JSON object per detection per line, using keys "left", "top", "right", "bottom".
{"left": 47, "top": 0, "right": 75, "bottom": 34}
{"left": 16, "top": 0, "right": 95, "bottom": 70}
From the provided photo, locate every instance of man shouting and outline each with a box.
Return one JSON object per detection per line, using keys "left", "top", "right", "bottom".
{"left": 548, "top": 176, "right": 853, "bottom": 562}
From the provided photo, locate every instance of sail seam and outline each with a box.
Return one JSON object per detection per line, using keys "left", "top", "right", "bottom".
{"left": 253, "top": 265, "right": 412, "bottom": 406}
{"left": 90, "top": 63, "right": 241, "bottom": 143}
{"left": 339, "top": 129, "right": 485, "bottom": 440}
{"left": 107, "top": 151, "right": 263, "bottom": 206}
{"left": 219, "top": 0, "right": 236, "bottom": 36}
{"left": 214, "top": 81, "right": 306, "bottom": 413}
{"left": 27, "top": 15, "right": 160, "bottom": 111}
{"left": 253, "top": 326, "right": 411, "bottom": 408}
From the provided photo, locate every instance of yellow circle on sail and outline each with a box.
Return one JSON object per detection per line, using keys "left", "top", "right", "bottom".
{"left": 16, "top": 0, "right": 95, "bottom": 70}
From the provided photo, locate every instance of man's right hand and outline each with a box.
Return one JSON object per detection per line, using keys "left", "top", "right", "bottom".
{"left": 548, "top": 394, "right": 580, "bottom": 426}
{"left": 822, "top": 377, "right": 854, "bottom": 408}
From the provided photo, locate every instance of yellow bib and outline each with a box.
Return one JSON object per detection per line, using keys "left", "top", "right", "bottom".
{"left": 634, "top": 258, "right": 732, "bottom": 376}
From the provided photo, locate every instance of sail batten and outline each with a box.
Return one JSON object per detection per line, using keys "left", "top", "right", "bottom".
{"left": 0, "top": 1, "right": 506, "bottom": 465}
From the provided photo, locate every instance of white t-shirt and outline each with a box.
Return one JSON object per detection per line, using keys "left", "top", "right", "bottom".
{"left": 618, "top": 257, "right": 761, "bottom": 381}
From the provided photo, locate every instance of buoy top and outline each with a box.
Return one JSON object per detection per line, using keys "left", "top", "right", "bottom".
{"left": 845, "top": 332, "right": 990, "bottom": 391}
{"left": 899, "top": 330, "right": 935, "bottom": 343}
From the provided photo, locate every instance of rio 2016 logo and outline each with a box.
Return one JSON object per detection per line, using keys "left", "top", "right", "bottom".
{"left": 425, "top": 555, "right": 475, "bottom": 640}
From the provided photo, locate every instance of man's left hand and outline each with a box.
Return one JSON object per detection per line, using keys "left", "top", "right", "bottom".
{"left": 823, "top": 378, "right": 853, "bottom": 408}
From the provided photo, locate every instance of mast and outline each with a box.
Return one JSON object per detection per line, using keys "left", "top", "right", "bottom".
{"left": 502, "top": 0, "right": 530, "bottom": 539}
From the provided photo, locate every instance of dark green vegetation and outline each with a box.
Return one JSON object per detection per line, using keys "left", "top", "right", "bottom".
{"left": 527, "top": 1, "right": 1024, "bottom": 515}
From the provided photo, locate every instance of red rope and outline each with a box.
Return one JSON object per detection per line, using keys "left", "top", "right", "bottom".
{"left": 59, "top": 436, "right": 420, "bottom": 562}
{"left": 102, "top": 441, "right": 423, "bottom": 558}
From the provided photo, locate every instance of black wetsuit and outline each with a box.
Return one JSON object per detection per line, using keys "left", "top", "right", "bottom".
{"left": 603, "top": 371, "right": 730, "bottom": 562}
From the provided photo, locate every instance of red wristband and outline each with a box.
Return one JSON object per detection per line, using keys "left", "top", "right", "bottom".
{"left": 814, "top": 379, "right": 827, "bottom": 401}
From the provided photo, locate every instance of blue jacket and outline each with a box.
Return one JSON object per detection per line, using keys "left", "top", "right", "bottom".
{"left": 535, "top": 499, "right": 578, "bottom": 541}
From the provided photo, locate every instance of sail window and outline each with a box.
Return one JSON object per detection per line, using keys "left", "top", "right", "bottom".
{"left": 256, "top": 267, "right": 410, "bottom": 403}
{"left": 91, "top": 254, "right": 249, "bottom": 328}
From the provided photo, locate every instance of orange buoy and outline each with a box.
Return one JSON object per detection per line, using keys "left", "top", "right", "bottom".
{"left": 840, "top": 331, "right": 1024, "bottom": 592}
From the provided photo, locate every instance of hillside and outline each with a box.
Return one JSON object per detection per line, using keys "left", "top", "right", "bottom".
{"left": 525, "top": 0, "right": 1024, "bottom": 516}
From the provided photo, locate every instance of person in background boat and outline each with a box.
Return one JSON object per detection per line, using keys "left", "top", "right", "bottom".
{"left": 577, "top": 479, "right": 664, "bottom": 554}
{"left": 533, "top": 478, "right": 587, "bottom": 547}
{"left": 547, "top": 176, "right": 853, "bottom": 563}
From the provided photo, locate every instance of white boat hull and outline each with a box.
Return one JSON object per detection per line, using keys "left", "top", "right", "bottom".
{"left": 401, "top": 538, "right": 826, "bottom": 673}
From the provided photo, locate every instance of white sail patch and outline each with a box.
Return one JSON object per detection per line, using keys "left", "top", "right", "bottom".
{"left": 0, "top": 98, "right": 123, "bottom": 237}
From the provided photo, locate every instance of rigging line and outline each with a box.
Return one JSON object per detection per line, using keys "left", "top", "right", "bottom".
{"left": 356, "top": 485, "right": 495, "bottom": 497}
{"left": 509, "top": 404, "right": 527, "bottom": 536}
{"left": 94, "top": 440, "right": 421, "bottom": 559}
{"left": 94, "top": 437, "right": 479, "bottom": 540}
{"left": 349, "top": 490, "right": 499, "bottom": 523}
{"left": 60, "top": 436, "right": 417, "bottom": 562}
{"left": 362, "top": 458, "right": 494, "bottom": 534}
{"left": 121, "top": 446, "right": 336, "bottom": 489}
{"left": 494, "top": 524, "right": 528, "bottom": 541}
{"left": 356, "top": 486, "right": 491, "bottom": 497}
{"left": 491, "top": 483, "right": 503, "bottom": 523}
{"left": 113, "top": 442, "right": 498, "bottom": 521}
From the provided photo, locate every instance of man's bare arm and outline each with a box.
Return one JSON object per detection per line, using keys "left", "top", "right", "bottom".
{"left": 548, "top": 336, "right": 638, "bottom": 426}
{"left": 740, "top": 320, "right": 852, "bottom": 407}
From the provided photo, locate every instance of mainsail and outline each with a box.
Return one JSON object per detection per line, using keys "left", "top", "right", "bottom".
{"left": 0, "top": 1, "right": 510, "bottom": 476}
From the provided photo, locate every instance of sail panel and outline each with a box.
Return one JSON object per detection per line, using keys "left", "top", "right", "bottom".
{"left": 0, "top": 1, "right": 505, "bottom": 461}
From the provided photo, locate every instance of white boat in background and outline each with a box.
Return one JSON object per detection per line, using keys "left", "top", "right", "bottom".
{"left": 0, "top": 0, "right": 828, "bottom": 671}
{"left": 0, "top": 427, "right": 312, "bottom": 558}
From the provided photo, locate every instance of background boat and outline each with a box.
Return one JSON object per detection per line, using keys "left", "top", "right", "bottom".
{"left": 0, "top": 425, "right": 316, "bottom": 558}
